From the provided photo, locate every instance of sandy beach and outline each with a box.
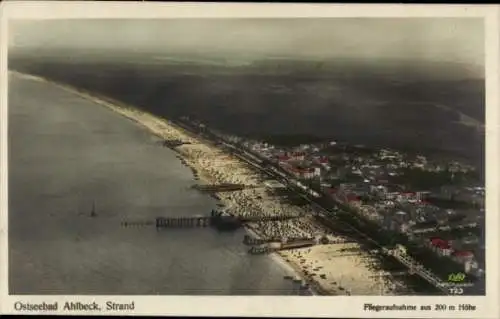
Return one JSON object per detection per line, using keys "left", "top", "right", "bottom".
{"left": 278, "top": 244, "right": 399, "bottom": 295}
{"left": 11, "top": 70, "right": 399, "bottom": 295}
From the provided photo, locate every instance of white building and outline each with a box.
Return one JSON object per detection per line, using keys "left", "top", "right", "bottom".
{"left": 314, "top": 167, "right": 321, "bottom": 177}
{"left": 464, "top": 259, "right": 479, "bottom": 274}
{"left": 452, "top": 251, "right": 475, "bottom": 264}
{"left": 399, "top": 223, "right": 411, "bottom": 234}
{"left": 438, "top": 247, "right": 453, "bottom": 257}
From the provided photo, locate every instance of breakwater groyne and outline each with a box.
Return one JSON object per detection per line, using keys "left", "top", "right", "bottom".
{"left": 161, "top": 139, "right": 192, "bottom": 148}
{"left": 247, "top": 239, "right": 316, "bottom": 255}
{"left": 191, "top": 183, "right": 258, "bottom": 193}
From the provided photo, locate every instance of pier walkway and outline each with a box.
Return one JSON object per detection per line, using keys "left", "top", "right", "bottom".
{"left": 156, "top": 216, "right": 213, "bottom": 228}
{"left": 121, "top": 210, "right": 302, "bottom": 229}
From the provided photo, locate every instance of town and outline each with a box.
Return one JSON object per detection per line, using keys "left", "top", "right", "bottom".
{"left": 211, "top": 126, "right": 485, "bottom": 288}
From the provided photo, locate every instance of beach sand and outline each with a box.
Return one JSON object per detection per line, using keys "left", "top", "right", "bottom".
{"left": 11, "top": 70, "right": 398, "bottom": 295}
{"left": 279, "top": 243, "right": 398, "bottom": 295}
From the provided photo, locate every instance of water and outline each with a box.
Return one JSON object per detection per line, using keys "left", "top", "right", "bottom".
{"left": 8, "top": 73, "right": 298, "bottom": 295}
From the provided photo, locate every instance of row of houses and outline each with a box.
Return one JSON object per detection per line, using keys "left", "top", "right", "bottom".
{"left": 427, "top": 237, "right": 479, "bottom": 274}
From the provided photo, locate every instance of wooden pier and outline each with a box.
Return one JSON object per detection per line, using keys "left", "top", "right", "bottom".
{"left": 248, "top": 246, "right": 275, "bottom": 255}
{"left": 122, "top": 210, "right": 302, "bottom": 232}
{"left": 243, "top": 234, "right": 313, "bottom": 246}
{"left": 161, "top": 139, "right": 191, "bottom": 148}
{"left": 244, "top": 233, "right": 317, "bottom": 254}
{"left": 121, "top": 220, "right": 155, "bottom": 227}
{"left": 246, "top": 240, "right": 316, "bottom": 255}
{"left": 155, "top": 216, "right": 212, "bottom": 228}
{"left": 243, "top": 235, "right": 268, "bottom": 245}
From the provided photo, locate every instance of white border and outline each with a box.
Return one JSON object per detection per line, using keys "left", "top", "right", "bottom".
{"left": 0, "top": 2, "right": 499, "bottom": 318}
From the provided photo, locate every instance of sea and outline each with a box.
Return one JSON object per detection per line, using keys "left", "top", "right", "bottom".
{"left": 8, "top": 73, "right": 301, "bottom": 295}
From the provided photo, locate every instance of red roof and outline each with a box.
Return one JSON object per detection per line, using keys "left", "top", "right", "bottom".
{"left": 277, "top": 155, "right": 290, "bottom": 161}
{"left": 430, "top": 238, "right": 450, "bottom": 249}
{"left": 289, "top": 166, "right": 311, "bottom": 174}
{"left": 347, "top": 194, "right": 360, "bottom": 202}
{"left": 292, "top": 152, "right": 305, "bottom": 157}
{"left": 291, "top": 166, "right": 314, "bottom": 173}
{"left": 452, "top": 251, "right": 474, "bottom": 257}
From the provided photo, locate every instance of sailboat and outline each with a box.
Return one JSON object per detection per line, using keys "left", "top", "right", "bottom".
{"left": 90, "top": 201, "right": 97, "bottom": 217}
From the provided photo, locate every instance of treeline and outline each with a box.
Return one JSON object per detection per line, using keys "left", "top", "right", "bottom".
{"left": 258, "top": 133, "right": 330, "bottom": 147}
{"left": 390, "top": 168, "right": 481, "bottom": 190}
{"left": 426, "top": 197, "right": 480, "bottom": 210}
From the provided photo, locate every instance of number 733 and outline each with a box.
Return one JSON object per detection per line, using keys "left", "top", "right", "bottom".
{"left": 448, "top": 287, "right": 464, "bottom": 295}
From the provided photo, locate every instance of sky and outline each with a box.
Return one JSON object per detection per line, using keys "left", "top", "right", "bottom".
{"left": 9, "top": 18, "right": 484, "bottom": 67}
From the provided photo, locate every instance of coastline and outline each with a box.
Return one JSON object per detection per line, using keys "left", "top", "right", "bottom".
{"left": 9, "top": 70, "right": 397, "bottom": 296}
{"left": 243, "top": 225, "right": 320, "bottom": 296}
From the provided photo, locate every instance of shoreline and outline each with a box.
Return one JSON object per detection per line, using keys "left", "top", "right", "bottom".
{"left": 244, "top": 225, "right": 322, "bottom": 296}
{"left": 9, "top": 70, "right": 398, "bottom": 296}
